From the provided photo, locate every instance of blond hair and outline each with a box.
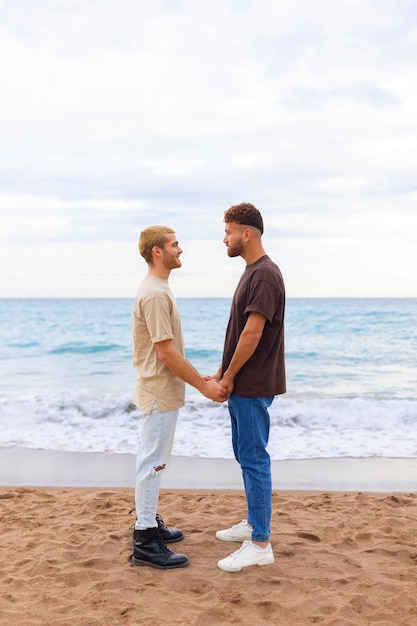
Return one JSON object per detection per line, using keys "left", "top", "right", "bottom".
{"left": 138, "top": 226, "right": 175, "bottom": 264}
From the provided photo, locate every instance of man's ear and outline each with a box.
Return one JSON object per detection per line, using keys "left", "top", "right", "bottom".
{"left": 152, "top": 245, "right": 163, "bottom": 259}
{"left": 243, "top": 227, "right": 253, "bottom": 242}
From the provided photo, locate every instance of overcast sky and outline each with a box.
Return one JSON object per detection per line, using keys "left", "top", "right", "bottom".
{"left": 1, "top": 0, "right": 416, "bottom": 298}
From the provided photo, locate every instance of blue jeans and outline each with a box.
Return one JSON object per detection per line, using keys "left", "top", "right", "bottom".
{"left": 228, "top": 394, "right": 274, "bottom": 543}
{"left": 135, "top": 405, "right": 178, "bottom": 530}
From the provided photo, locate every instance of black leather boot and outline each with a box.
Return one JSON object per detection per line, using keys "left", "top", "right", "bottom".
{"left": 132, "top": 514, "right": 184, "bottom": 544}
{"left": 132, "top": 527, "right": 189, "bottom": 570}
{"left": 156, "top": 513, "right": 184, "bottom": 543}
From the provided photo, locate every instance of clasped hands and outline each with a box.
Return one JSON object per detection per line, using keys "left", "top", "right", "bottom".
{"left": 202, "top": 374, "right": 234, "bottom": 403}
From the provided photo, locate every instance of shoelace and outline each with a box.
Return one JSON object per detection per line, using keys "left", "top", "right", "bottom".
{"left": 155, "top": 530, "right": 171, "bottom": 554}
{"left": 230, "top": 520, "right": 251, "bottom": 532}
{"left": 155, "top": 513, "right": 165, "bottom": 526}
{"left": 230, "top": 541, "right": 251, "bottom": 559}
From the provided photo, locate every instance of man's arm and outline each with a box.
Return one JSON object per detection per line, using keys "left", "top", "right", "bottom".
{"left": 219, "top": 312, "right": 267, "bottom": 395}
{"left": 155, "top": 339, "right": 227, "bottom": 402}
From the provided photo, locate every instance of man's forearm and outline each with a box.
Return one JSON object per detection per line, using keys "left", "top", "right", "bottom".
{"left": 222, "top": 331, "right": 261, "bottom": 384}
{"left": 159, "top": 346, "right": 205, "bottom": 392}
{"left": 222, "top": 313, "right": 266, "bottom": 387}
{"left": 158, "top": 344, "right": 227, "bottom": 402}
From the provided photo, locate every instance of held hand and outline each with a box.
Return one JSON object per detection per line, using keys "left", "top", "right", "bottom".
{"left": 202, "top": 378, "right": 229, "bottom": 403}
{"left": 219, "top": 376, "right": 234, "bottom": 397}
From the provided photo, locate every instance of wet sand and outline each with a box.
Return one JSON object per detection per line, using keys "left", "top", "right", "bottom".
{"left": 2, "top": 447, "right": 417, "bottom": 491}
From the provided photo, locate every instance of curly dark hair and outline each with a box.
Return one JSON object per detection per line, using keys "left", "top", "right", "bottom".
{"left": 224, "top": 203, "right": 264, "bottom": 234}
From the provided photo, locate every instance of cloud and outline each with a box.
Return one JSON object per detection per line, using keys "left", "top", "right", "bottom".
{"left": 0, "top": 0, "right": 416, "bottom": 297}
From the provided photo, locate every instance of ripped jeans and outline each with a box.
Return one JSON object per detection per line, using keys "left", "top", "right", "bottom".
{"left": 135, "top": 405, "right": 178, "bottom": 530}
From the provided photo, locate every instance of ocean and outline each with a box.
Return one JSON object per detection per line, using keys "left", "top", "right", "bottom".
{"left": 1, "top": 297, "right": 416, "bottom": 460}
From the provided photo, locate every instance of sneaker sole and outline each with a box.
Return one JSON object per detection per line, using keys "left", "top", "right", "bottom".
{"left": 131, "top": 555, "right": 189, "bottom": 570}
{"left": 218, "top": 555, "right": 275, "bottom": 572}
{"left": 215, "top": 532, "right": 252, "bottom": 542}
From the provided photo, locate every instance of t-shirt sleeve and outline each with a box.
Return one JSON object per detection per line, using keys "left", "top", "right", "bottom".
{"left": 142, "top": 295, "right": 174, "bottom": 343}
{"left": 244, "top": 277, "right": 279, "bottom": 324}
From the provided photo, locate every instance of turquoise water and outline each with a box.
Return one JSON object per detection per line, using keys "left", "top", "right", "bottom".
{"left": 1, "top": 297, "right": 416, "bottom": 459}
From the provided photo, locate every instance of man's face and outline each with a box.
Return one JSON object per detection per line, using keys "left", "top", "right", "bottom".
{"left": 223, "top": 221, "right": 244, "bottom": 257}
{"left": 161, "top": 233, "right": 183, "bottom": 269}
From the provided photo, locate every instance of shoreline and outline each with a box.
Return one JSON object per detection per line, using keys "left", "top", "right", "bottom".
{"left": 1, "top": 447, "right": 417, "bottom": 491}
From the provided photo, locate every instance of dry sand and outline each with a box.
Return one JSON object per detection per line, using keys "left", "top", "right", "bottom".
{"left": 1, "top": 486, "right": 417, "bottom": 625}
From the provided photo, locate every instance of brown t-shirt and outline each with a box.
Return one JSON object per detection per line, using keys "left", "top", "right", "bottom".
{"left": 221, "top": 255, "right": 286, "bottom": 398}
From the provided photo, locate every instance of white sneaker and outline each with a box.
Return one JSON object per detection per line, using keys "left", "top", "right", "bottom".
{"left": 217, "top": 540, "right": 275, "bottom": 572}
{"left": 216, "top": 519, "right": 253, "bottom": 542}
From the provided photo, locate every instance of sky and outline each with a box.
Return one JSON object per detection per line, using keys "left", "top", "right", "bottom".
{"left": 0, "top": 0, "right": 416, "bottom": 298}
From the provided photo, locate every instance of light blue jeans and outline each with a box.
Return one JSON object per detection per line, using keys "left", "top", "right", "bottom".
{"left": 135, "top": 405, "right": 178, "bottom": 530}
{"left": 228, "top": 394, "right": 274, "bottom": 543}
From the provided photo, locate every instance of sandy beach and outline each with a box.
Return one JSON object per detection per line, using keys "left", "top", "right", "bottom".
{"left": 1, "top": 451, "right": 417, "bottom": 625}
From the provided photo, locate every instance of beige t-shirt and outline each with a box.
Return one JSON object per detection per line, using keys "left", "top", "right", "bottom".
{"left": 131, "top": 275, "right": 185, "bottom": 414}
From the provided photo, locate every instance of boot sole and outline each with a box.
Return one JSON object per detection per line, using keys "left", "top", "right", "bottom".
{"left": 131, "top": 534, "right": 184, "bottom": 546}
{"left": 131, "top": 556, "right": 189, "bottom": 570}
{"left": 163, "top": 534, "right": 184, "bottom": 544}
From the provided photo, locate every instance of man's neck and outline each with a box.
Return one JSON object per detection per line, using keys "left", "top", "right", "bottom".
{"left": 147, "top": 265, "right": 170, "bottom": 280}
{"left": 242, "top": 244, "right": 266, "bottom": 266}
